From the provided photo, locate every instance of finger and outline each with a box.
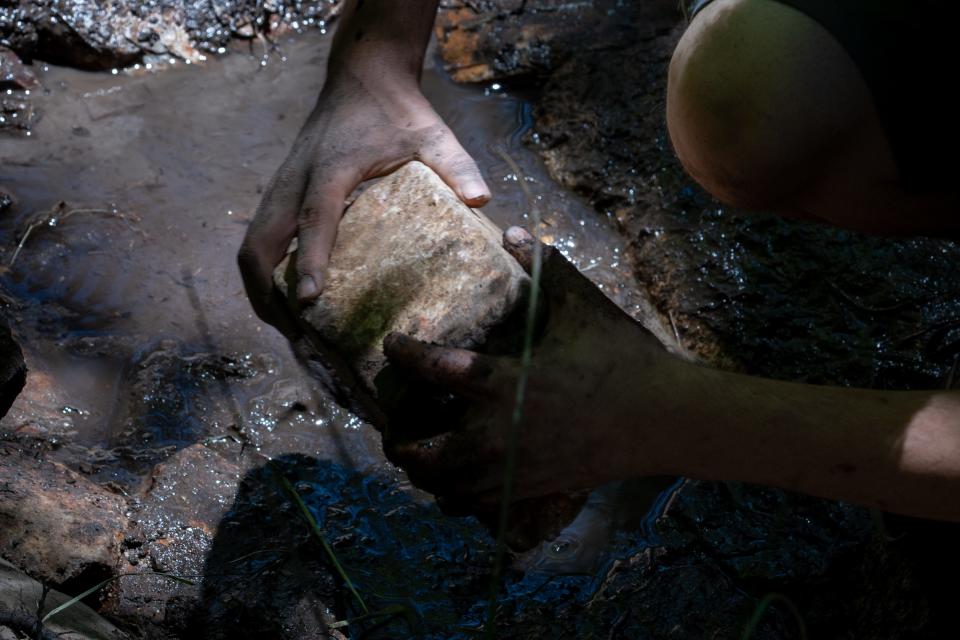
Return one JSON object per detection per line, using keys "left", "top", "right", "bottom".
{"left": 503, "top": 226, "right": 614, "bottom": 311}
{"left": 382, "top": 332, "right": 498, "bottom": 398}
{"left": 420, "top": 127, "right": 491, "bottom": 207}
{"left": 503, "top": 226, "right": 537, "bottom": 273}
{"left": 238, "top": 163, "right": 308, "bottom": 323}
{"left": 385, "top": 429, "right": 491, "bottom": 496}
{"left": 294, "top": 169, "right": 356, "bottom": 303}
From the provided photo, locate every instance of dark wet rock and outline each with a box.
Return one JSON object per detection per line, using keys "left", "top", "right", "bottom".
{"left": 1, "top": 0, "right": 344, "bottom": 70}
{"left": 649, "top": 481, "right": 940, "bottom": 639}
{"left": 434, "top": 0, "right": 674, "bottom": 84}
{"left": 0, "top": 47, "right": 38, "bottom": 90}
{"left": 0, "top": 446, "right": 124, "bottom": 591}
{"left": 111, "top": 444, "right": 241, "bottom": 636}
{"left": 199, "top": 456, "right": 353, "bottom": 638}
{"left": 0, "top": 314, "right": 25, "bottom": 420}
{"left": 113, "top": 341, "right": 275, "bottom": 471}
{"left": 471, "top": 546, "right": 794, "bottom": 640}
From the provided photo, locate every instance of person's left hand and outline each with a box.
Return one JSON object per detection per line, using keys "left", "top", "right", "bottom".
{"left": 382, "top": 227, "right": 688, "bottom": 513}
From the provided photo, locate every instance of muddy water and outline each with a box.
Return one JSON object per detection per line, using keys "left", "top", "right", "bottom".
{"left": 0, "top": 35, "right": 647, "bottom": 485}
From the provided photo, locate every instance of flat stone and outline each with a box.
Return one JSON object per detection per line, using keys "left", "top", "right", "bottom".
{"left": 275, "top": 160, "right": 529, "bottom": 428}
{"left": 0, "top": 446, "right": 125, "bottom": 588}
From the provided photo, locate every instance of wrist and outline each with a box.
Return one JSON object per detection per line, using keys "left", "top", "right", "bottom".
{"left": 600, "top": 335, "right": 701, "bottom": 479}
{"left": 318, "top": 64, "right": 438, "bottom": 130}
{"left": 326, "top": 46, "right": 422, "bottom": 90}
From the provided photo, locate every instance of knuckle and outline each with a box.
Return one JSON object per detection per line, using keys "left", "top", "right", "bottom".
{"left": 448, "top": 155, "right": 480, "bottom": 177}
{"left": 297, "top": 211, "right": 336, "bottom": 232}
{"left": 236, "top": 243, "right": 260, "bottom": 272}
{"left": 263, "top": 165, "right": 302, "bottom": 200}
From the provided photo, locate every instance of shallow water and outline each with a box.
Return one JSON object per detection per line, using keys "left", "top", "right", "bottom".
{"left": 0, "top": 34, "right": 644, "bottom": 483}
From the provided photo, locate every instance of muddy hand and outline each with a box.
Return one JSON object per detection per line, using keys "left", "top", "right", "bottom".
{"left": 382, "top": 227, "right": 681, "bottom": 512}
{"left": 237, "top": 77, "right": 490, "bottom": 329}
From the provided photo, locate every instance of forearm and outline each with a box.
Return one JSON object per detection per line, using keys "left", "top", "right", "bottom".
{"left": 328, "top": 0, "right": 439, "bottom": 87}
{"left": 658, "top": 360, "right": 960, "bottom": 520}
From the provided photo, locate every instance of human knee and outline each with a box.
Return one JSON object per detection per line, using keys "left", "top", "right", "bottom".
{"left": 666, "top": 0, "right": 863, "bottom": 211}
{"left": 666, "top": 0, "right": 783, "bottom": 208}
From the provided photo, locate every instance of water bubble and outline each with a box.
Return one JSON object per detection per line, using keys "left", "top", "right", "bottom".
{"left": 551, "top": 540, "right": 571, "bottom": 554}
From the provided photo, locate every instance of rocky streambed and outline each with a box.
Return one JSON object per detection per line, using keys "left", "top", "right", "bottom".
{"left": 1, "top": 1, "right": 959, "bottom": 639}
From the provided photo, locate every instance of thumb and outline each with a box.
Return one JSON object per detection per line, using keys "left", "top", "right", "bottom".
{"left": 502, "top": 226, "right": 616, "bottom": 311}
{"left": 421, "top": 128, "right": 491, "bottom": 207}
{"left": 295, "top": 170, "right": 355, "bottom": 303}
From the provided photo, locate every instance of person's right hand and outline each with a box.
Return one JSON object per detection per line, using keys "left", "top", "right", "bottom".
{"left": 237, "top": 76, "right": 491, "bottom": 329}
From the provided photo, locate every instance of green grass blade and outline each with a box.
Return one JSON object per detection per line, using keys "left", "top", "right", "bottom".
{"left": 741, "top": 592, "right": 808, "bottom": 640}
{"left": 483, "top": 147, "right": 545, "bottom": 639}
{"left": 328, "top": 604, "right": 409, "bottom": 630}
{"left": 275, "top": 470, "right": 369, "bottom": 614}
{"left": 42, "top": 572, "right": 194, "bottom": 624}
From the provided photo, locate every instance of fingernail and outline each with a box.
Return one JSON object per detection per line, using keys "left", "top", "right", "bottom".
{"left": 297, "top": 275, "right": 319, "bottom": 301}
{"left": 504, "top": 226, "right": 533, "bottom": 247}
{"left": 462, "top": 182, "right": 490, "bottom": 203}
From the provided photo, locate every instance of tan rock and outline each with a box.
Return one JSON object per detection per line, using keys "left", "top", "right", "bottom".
{"left": 275, "top": 161, "right": 529, "bottom": 428}
{"left": 275, "top": 162, "right": 585, "bottom": 552}
{"left": 0, "top": 447, "right": 125, "bottom": 586}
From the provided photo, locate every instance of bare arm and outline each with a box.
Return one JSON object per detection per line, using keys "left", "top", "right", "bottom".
{"left": 384, "top": 228, "right": 960, "bottom": 522}
{"left": 665, "top": 363, "right": 960, "bottom": 520}
{"left": 239, "top": 0, "right": 489, "bottom": 326}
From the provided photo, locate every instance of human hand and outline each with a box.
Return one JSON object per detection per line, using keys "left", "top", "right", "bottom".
{"left": 382, "top": 227, "right": 685, "bottom": 513}
{"left": 237, "top": 75, "right": 490, "bottom": 329}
